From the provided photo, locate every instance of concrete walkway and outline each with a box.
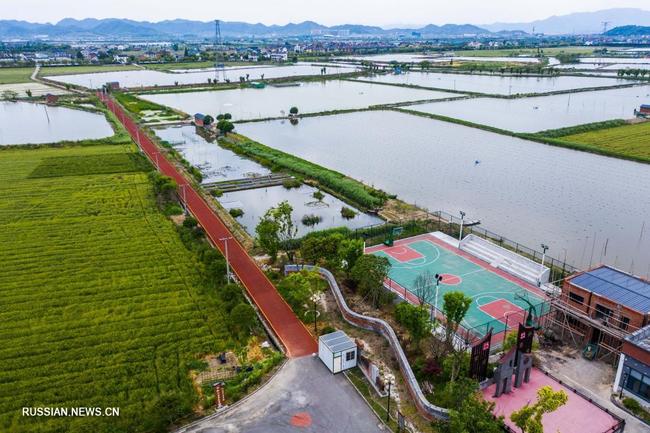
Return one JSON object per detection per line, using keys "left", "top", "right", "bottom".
{"left": 178, "top": 356, "right": 386, "bottom": 433}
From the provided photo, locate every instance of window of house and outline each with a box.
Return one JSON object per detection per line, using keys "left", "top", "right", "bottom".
{"left": 624, "top": 369, "right": 650, "bottom": 401}
{"left": 345, "top": 350, "right": 355, "bottom": 361}
{"left": 619, "top": 316, "right": 630, "bottom": 331}
{"left": 569, "top": 292, "right": 584, "bottom": 305}
{"left": 595, "top": 304, "right": 613, "bottom": 320}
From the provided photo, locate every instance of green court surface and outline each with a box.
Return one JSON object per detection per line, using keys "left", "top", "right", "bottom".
{"left": 367, "top": 235, "right": 549, "bottom": 339}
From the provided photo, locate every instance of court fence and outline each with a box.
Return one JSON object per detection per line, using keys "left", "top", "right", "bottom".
{"left": 352, "top": 210, "right": 578, "bottom": 283}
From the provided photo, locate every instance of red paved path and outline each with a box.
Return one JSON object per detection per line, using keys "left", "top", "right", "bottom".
{"left": 101, "top": 94, "right": 317, "bottom": 357}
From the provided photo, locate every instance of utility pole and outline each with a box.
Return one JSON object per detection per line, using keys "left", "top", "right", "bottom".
{"left": 219, "top": 236, "right": 233, "bottom": 282}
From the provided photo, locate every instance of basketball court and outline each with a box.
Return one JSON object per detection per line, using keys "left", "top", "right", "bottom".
{"left": 366, "top": 233, "right": 549, "bottom": 341}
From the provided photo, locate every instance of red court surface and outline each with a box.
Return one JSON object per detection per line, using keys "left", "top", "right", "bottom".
{"left": 383, "top": 245, "right": 424, "bottom": 262}
{"left": 479, "top": 299, "right": 526, "bottom": 327}
{"left": 101, "top": 94, "right": 317, "bottom": 358}
{"left": 439, "top": 273, "right": 462, "bottom": 285}
{"left": 483, "top": 368, "right": 621, "bottom": 433}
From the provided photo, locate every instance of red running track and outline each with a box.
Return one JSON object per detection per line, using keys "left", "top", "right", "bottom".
{"left": 100, "top": 93, "right": 317, "bottom": 358}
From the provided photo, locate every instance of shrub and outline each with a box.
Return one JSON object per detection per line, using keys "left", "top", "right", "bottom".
{"left": 282, "top": 178, "right": 302, "bottom": 189}
{"left": 163, "top": 203, "right": 184, "bottom": 216}
{"left": 301, "top": 214, "right": 322, "bottom": 227}
{"left": 319, "top": 326, "right": 336, "bottom": 336}
{"left": 340, "top": 206, "right": 356, "bottom": 219}
{"left": 211, "top": 188, "right": 223, "bottom": 197}
{"left": 312, "top": 190, "right": 325, "bottom": 201}
{"left": 229, "top": 208, "right": 244, "bottom": 218}
{"left": 623, "top": 397, "right": 642, "bottom": 412}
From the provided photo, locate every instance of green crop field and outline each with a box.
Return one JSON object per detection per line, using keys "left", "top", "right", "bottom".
{"left": 0, "top": 144, "right": 257, "bottom": 432}
{"left": 0, "top": 67, "right": 34, "bottom": 84}
{"left": 562, "top": 121, "right": 650, "bottom": 161}
{"left": 453, "top": 46, "right": 597, "bottom": 57}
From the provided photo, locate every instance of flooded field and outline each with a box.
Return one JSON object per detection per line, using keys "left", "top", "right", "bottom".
{"left": 140, "top": 80, "right": 457, "bottom": 120}
{"left": 153, "top": 125, "right": 270, "bottom": 183}
{"left": 357, "top": 71, "right": 632, "bottom": 95}
{"left": 154, "top": 125, "right": 382, "bottom": 235}
{"left": 237, "top": 110, "right": 650, "bottom": 271}
{"left": 409, "top": 85, "right": 650, "bottom": 132}
{"left": 0, "top": 101, "right": 114, "bottom": 145}
{"left": 338, "top": 53, "right": 544, "bottom": 64}
{"left": 45, "top": 63, "right": 358, "bottom": 89}
{"left": 219, "top": 184, "right": 383, "bottom": 237}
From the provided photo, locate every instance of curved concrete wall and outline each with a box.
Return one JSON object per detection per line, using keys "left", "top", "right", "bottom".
{"left": 285, "top": 264, "right": 449, "bottom": 420}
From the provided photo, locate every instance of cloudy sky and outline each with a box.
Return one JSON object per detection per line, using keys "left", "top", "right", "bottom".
{"left": 3, "top": 0, "right": 650, "bottom": 26}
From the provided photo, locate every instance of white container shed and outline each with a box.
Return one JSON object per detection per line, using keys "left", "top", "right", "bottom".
{"left": 318, "top": 330, "right": 357, "bottom": 374}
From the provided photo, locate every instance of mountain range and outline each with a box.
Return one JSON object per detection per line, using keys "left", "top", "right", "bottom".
{"left": 482, "top": 8, "right": 650, "bottom": 35}
{"left": 1, "top": 8, "right": 650, "bottom": 40}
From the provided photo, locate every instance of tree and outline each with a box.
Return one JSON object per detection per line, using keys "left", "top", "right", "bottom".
{"left": 511, "top": 386, "right": 568, "bottom": 433}
{"left": 445, "top": 391, "right": 504, "bottom": 433}
{"left": 289, "top": 106, "right": 299, "bottom": 115}
{"left": 350, "top": 255, "right": 391, "bottom": 308}
{"left": 255, "top": 216, "right": 280, "bottom": 261}
{"left": 25, "top": 89, "right": 32, "bottom": 98}
{"left": 394, "top": 302, "right": 431, "bottom": 347}
{"left": 413, "top": 270, "right": 434, "bottom": 306}
{"left": 267, "top": 200, "right": 298, "bottom": 260}
{"left": 203, "top": 114, "right": 214, "bottom": 126}
{"left": 442, "top": 291, "right": 472, "bottom": 381}
{"left": 277, "top": 269, "right": 323, "bottom": 316}
{"left": 337, "top": 238, "right": 364, "bottom": 273}
{"left": 223, "top": 113, "right": 232, "bottom": 120}
{"left": 216, "top": 119, "right": 234, "bottom": 135}
{"left": 229, "top": 303, "right": 256, "bottom": 338}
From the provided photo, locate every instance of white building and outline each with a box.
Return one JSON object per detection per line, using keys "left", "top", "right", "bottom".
{"left": 318, "top": 330, "right": 357, "bottom": 374}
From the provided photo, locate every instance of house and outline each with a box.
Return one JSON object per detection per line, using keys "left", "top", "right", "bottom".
{"left": 557, "top": 265, "right": 650, "bottom": 359}
{"left": 613, "top": 324, "right": 650, "bottom": 408}
{"left": 318, "top": 330, "right": 357, "bottom": 373}
{"left": 194, "top": 113, "right": 206, "bottom": 127}
{"left": 45, "top": 94, "right": 59, "bottom": 105}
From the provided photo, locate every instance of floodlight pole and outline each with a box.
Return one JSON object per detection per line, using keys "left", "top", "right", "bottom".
{"left": 539, "top": 243, "right": 549, "bottom": 286}
{"left": 220, "top": 236, "right": 233, "bottom": 282}
{"left": 458, "top": 210, "right": 466, "bottom": 242}
{"left": 433, "top": 274, "right": 443, "bottom": 325}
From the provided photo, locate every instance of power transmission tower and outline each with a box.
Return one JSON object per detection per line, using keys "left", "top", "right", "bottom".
{"left": 214, "top": 20, "right": 225, "bottom": 82}
{"left": 601, "top": 21, "right": 611, "bottom": 34}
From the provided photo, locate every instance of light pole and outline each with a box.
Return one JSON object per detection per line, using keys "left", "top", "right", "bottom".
{"left": 383, "top": 372, "right": 395, "bottom": 422}
{"left": 458, "top": 210, "right": 466, "bottom": 241}
{"left": 309, "top": 293, "right": 321, "bottom": 335}
{"left": 433, "top": 273, "right": 444, "bottom": 326}
{"left": 219, "top": 236, "right": 233, "bottom": 282}
{"left": 540, "top": 243, "right": 549, "bottom": 269}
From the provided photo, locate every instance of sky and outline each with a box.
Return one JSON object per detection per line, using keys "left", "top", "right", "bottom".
{"left": 2, "top": 0, "right": 650, "bottom": 26}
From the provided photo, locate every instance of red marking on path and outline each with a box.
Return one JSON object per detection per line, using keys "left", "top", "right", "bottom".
{"left": 383, "top": 245, "right": 423, "bottom": 262}
{"left": 290, "top": 412, "right": 313, "bottom": 427}
{"left": 483, "top": 368, "right": 620, "bottom": 433}
{"left": 479, "top": 299, "right": 525, "bottom": 327}
{"left": 100, "top": 94, "right": 317, "bottom": 358}
{"left": 440, "top": 273, "right": 461, "bottom": 285}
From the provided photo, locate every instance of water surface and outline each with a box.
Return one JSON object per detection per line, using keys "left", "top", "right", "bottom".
{"left": 358, "top": 71, "right": 633, "bottom": 95}
{"left": 46, "top": 63, "right": 358, "bottom": 89}
{"left": 219, "top": 184, "right": 383, "bottom": 237}
{"left": 237, "top": 110, "right": 650, "bottom": 272}
{"left": 141, "top": 80, "right": 457, "bottom": 120}
{"left": 409, "top": 85, "right": 650, "bottom": 132}
{"left": 0, "top": 101, "right": 113, "bottom": 145}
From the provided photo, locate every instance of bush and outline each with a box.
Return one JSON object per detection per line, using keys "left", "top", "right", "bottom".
{"left": 229, "top": 208, "right": 244, "bottom": 218}
{"left": 163, "top": 203, "right": 184, "bottom": 216}
{"left": 312, "top": 190, "right": 325, "bottom": 201}
{"left": 211, "top": 188, "right": 223, "bottom": 197}
{"left": 301, "top": 214, "right": 322, "bottom": 227}
{"left": 319, "top": 326, "right": 336, "bottom": 336}
{"left": 623, "top": 397, "right": 642, "bottom": 412}
{"left": 282, "top": 178, "right": 302, "bottom": 189}
{"left": 340, "top": 206, "right": 356, "bottom": 219}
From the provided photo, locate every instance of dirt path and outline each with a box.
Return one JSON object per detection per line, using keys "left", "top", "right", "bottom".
{"left": 101, "top": 93, "right": 317, "bottom": 358}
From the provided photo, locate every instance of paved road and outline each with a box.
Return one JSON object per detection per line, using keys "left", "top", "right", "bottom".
{"left": 101, "top": 94, "right": 317, "bottom": 357}
{"left": 178, "top": 356, "right": 386, "bottom": 433}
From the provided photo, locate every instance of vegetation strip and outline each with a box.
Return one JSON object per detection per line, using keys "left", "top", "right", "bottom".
{"left": 219, "top": 133, "right": 388, "bottom": 210}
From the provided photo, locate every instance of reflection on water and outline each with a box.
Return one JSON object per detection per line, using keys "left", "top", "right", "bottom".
{"left": 0, "top": 101, "right": 113, "bottom": 145}
{"left": 410, "top": 85, "right": 650, "bottom": 132}
{"left": 153, "top": 125, "right": 270, "bottom": 183}
{"left": 46, "top": 63, "right": 358, "bottom": 89}
{"left": 237, "top": 110, "right": 650, "bottom": 272}
{"left": 219, "top": 184, "right": 383, "bottom": 237}
{"left": 154, "top": 125, "right": 383, "bottom": 236}
{"left": 358, "top": 71, "right": 635, "bottom": 95}
{"left": 140, "top": 80, "right": 457, "bottom": 120}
